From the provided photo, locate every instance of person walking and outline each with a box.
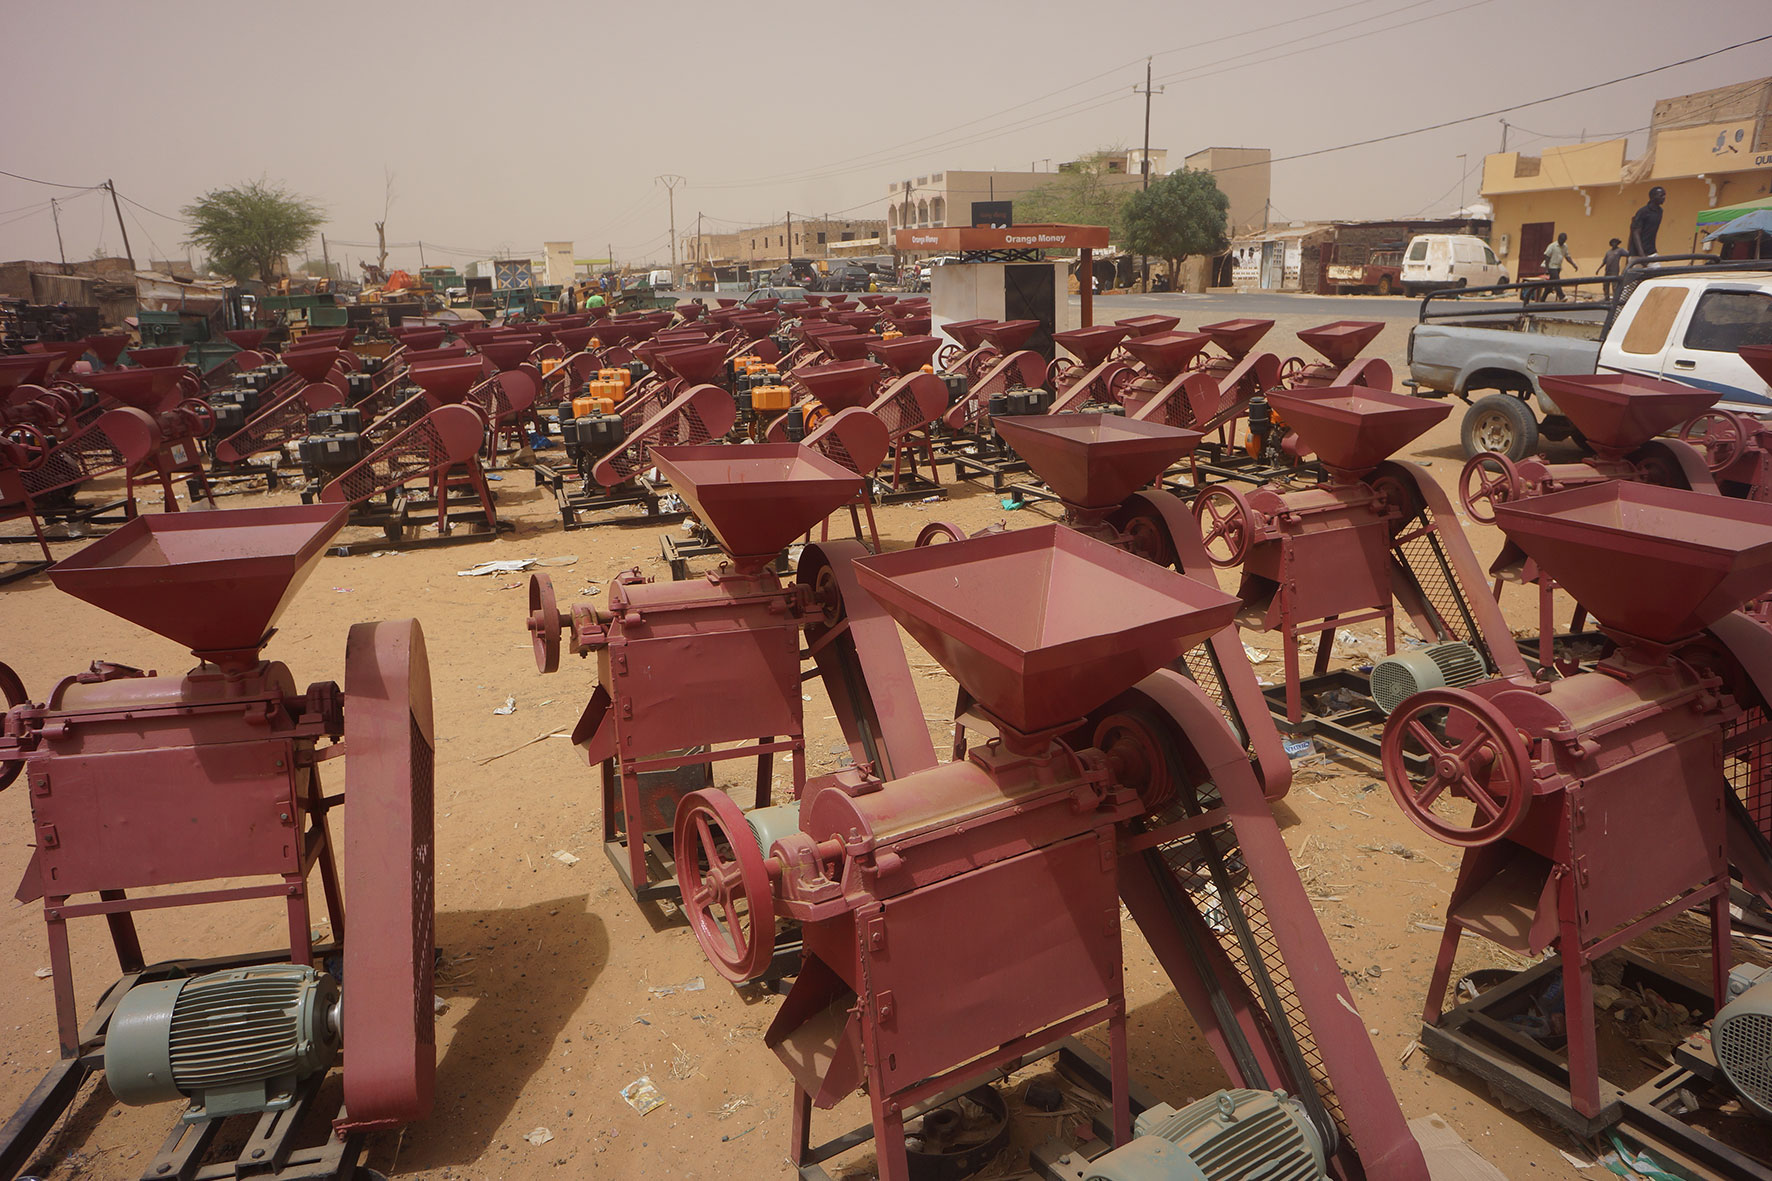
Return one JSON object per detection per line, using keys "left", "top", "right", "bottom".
{"left": 1629, "top": 185, "right": 1666, "bottom": 258}
{"left": 1542, "top": 233, "right": 1579, "bottom": 301}
{"left": 1600, "top": 238, "right": 1628, "bottom": 301}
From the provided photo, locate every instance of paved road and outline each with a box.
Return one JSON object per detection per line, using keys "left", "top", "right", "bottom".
{"left": 1073, "top": 290, "right": 1426, "bottom": 322}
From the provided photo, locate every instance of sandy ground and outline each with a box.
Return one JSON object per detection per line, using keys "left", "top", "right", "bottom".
{"left": 0, "top": 307, "right": 1742, "bottom": 1179}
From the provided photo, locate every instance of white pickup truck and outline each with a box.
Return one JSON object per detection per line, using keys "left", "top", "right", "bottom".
{"left": 1405, "top": 264, "right": 1772, "bottom": 458}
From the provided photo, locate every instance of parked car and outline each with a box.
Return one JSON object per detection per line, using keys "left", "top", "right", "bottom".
{"left": 1400, "top": 234, "right": 1507, "bottom": 295}
{"left": 1405, "top": 261, "right": 1772, "bottom": 458}
{"left": 820, "top": 263, "right": 871, "bottom": 293}
{"left": 1326, "top": 249, "right": 1405, "bottom": 296}
{"left": 914, "top": 255, "right": 959, "bottom": 291}
{"left": 739, "top": 286, "right": 808, "bottom": 306}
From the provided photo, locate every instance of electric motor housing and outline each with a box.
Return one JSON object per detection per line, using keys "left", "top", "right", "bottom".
{"left": 346, "top": 372, "right": 375, "bottom": 400}
{"left": 1715, "top": 974, "right": 1772, "bottom": 1118}
{"left": 940, "top": 373, "right": 968, "bottom": 407}
{"left": 1369, "top": 641, "right": 1487, "bottom": 715}
{"left": 105, "top": 964, "right": 342, "bottom": 1123}
{"left": 1082, "top": 1089, "right": 1327, "bottom": 1181}
{"left": 307, "top": 408, "right": 363, "bottom": 435}
{"left": 298, "top": 433, "right": 364, "bottom": 476}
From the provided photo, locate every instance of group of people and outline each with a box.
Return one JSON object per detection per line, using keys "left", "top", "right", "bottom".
{"left": 1532, "top": 185, "right": 1666, "bottom": 302}
{"left": 557, "top": 277, "right": 612, "bottom": 314}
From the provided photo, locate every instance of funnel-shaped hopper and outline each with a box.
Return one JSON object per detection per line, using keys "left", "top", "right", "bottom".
{"left": 292, "top": 329, "right": 355, "bottom": 350}
{"left": 675, "top": 302, "right": 705, "bottom": 321}
{"left": 85, "top": 335, "right": 132, "bottom": 368}
{"left": 1116, "top": 315, "right": 1180, "bottom": 338}
{"left": 0, "top": 354, "right": 56, "bottom": 395}
{"left": 556, "top": 326, "right": 599, "bottom": 353}
{"left": 127, "top": 345, "right": 188, "bottom": 369}
{"left": 869, "top": 335, "right": 941, "bottom": 375}
{"left": 401, "top": 345, "right": 469, "bottom": 366}
{"left": 820, "top": 333, "right": 875, "bottom": 362}
{"left": 1053, "top": 325, "right": 1131, "bottom": 367}
{"left": 77, "top": 366, "right": 188, "bottom": 411}
{"left": 780, "top": 301, "right": 812, "bottom": 316}
{"left": 859, "top": 295, "right": 889, "bottom": 309}
{"left": 894, "top": 316, "right": 933, "bottom": 336}
{"left": 795, "top": 360, "right": 883, "bottom": 409}
{"left": 1297, "top": 321, "right": 1383, "bottom": 366}
{"left": 652, "top": 445, "right": 863, "bottom": 568}
{"left": 731, "top": 313, "right": 780, "bottom": 339}
{"left": 1741, "top": 345, "right": 1772, "bottom": 388}
{"left": 32, "top": 339, "right": 91, "bottom": 371}
{"left": 283, "top": 348, "right": 342, "bottom": 384}
{"left": 654, "top": 329, "right": 711, "bottom": 347}
{"left": 408, "top": 357, "right": 485, "bottom": 403}
{"left": 543, "top": 313, "right": 592, "bottom": 327}
{"left": 1199, "top": 319, "right": 1274, "bottom": 359}
{"left": 593, "top": 322, "right": 637, "bottom": 346}
{"left": 1537, "top": 373, "right": 1719, "bottom": 453}
{"left": 944, "top": 319, "right": 994, "bottom": 350}
{"left": 652, "top": 342, "right": 729, "bottom": 384}
{"left": 48, "top": 504, "right": 349, "bottom": 657}
{"left": 1266, "top": 387, "right": 1448, "bottom": 474}
{"left": 853, "top": 524, "right": 1240, "bottom": 734}
{"left": 1493, "top": 482, "right": 1772, "bottom": 642}
{"left": 750, "top": 298, "right": 780, "bottom": 313}
{"left": 224, "top": 329, "right": 271, "bottom": 352}
{"left": 981, "top": 320, "right": 1038, "bottom": 352}
{"left": 836, "top": 311, "right": 880, "bottom": 332}
{"left": 1123, "top": 332, "right": 1210, "bottom": 381}
{"left": 993, "top": 414, "right": 1201, "bottom": 509}
{"left": 478, "top": 338, "right": 539, "bottom": 372}
{"left": 391, "top": 327, "right": 447, "bottom": 351}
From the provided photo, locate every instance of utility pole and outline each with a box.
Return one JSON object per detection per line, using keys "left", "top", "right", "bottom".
{"left": 105, "top": 180, "right": 135, "bottom": 269}
{"left": 1134, "top": 59, "right": 1164, "bottom": 292}
{"left": 786, "top": 210, "right": 792, "bottom": 263}
{"left": 418, "top": 240, "right": 426, "bottom": 267}
{"left": 1499, "top": 119, "right": 1509, "bottom": 153}
{"left": 1135, "top": 58, "right": 1163, "bottom": 191}
{"left": 50, "top": 198, "right": 67, "bottom": 272}
{"left": 1456, "top": 155, "right": 1467, "bottom": 215}
{"left": 321, "top": 232, "right": 332, "bottom": 281}
{"left": 656, "top": 174, "right": 685, "bottom": 282}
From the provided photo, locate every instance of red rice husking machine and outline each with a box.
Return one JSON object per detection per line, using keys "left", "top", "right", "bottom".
{"left": 1380, "top": 481, "right": 1772, "bottom": 1144}
{"left": 0, "top": 504, "right": 435, "bottom": 1180}
{"left": 671, "top": 525, "right": 1430, "bottom": 1181}
{"left": 524, "top": 443, "right": 934, "bottom": 908}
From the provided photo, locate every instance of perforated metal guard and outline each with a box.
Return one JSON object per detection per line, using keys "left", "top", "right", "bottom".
{"left": 1392, "top": 505, "right": 1493, "bottom": 666}
{"left": 219, "top": 389, "right": 312, "bottom": 461}
{"left": 1717, "top": 1008, "right": 1772, "bottom": 1112}
{"left": 331, "top": 414, "right": 459, "bottom": 506}
{"left": 1724, "top": 706, "right": 1772, "bottom": 845}
{"left": 409, "top": 715, "right": 436, "bottom": 1039}
{"left": 601, "top": 400, "right": 721, "bottom": 484}
{"left": 20, "top": 423, "right": 127, "bottom": 497}
{"left": 810, "top": 431, "right": 856, "bottom": 473}
{"left": 1153, "top": 813, "right": 1348, "bottom": 1141}
{"left": 872, "top": 383, "right": 931, "bottom": 443}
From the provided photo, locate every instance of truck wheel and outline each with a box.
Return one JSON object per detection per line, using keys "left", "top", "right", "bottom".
{"left": 1377, "top": 275, "right": 1394, "bottom": 296}
{"left": 1461, "top": 394, "right": 1538, "bottom": 461}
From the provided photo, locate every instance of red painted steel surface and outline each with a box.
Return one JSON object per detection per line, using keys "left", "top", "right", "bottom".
{"left": 651, "top": 445, "right": 863, "bottom": 568}
{"left": 993, "top": 414, "right": 1199, "bottom": 509}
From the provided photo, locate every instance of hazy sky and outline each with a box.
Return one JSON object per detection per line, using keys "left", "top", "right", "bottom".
{"left": 3, "top": 0, "right": 1768, "bottom": 274}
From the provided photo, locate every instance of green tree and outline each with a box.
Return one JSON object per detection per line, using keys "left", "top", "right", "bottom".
{"left": 182, "top": 179, "right": 324, "bottom": 282}
{"left": 1017, "top": 150, "right": 1133, "bottom": 240}
{"left": 1122, "top": 170, "right": 1230, "bottom": 284}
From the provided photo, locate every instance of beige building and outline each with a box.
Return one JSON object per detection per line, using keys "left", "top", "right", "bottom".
{"left": 1482, "top": 77, "right": 1772, "bottom": 278}
{"left": 684, "top": 217, "right": 885, "bottom": 270}
{"left": 1184, "top": 147, "right": 1272, "bottom": 237}
{"left": 883, "top": 150, "right": 1169, "bottom": 236}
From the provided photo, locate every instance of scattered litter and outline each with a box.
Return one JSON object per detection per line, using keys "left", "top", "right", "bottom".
{"left": 485, "top": 473, "right": 503, "bottom": 482}
{"left": 1558, "top": 1148, "right": 1596, "bottom": 1169}
{"left": 1000, "top": 497, "right": 1023, "bottom": 511}
{"left": 34, "top": 967, "right": 52, "bottom": 979}
{"left": 534, "top": 555, "right": 578, "bottom": 567}
{"left": 522, "top": 1126, "right": 553, "bottom": 1146}
{"left": 580, "top": 586, "right": 602, "bottom": 596}
{"left": 648, "top": 976, "right": 705, "bottom": 997}
{"left": 333, "top": 587, "right": 353, "bottom": 593}
{"left": 620, "top": 1076, "right": 664, "bottom": 1115}
{"left": 921, "top": 495, "right": 941, "bottom": 504}
{"left": 493, "top": 696, "right": 517, "bottom": 715}
{"left": 458, "top": 559, "right": 536, "bottom": 577}
{"left": 1242, "top": 644, "right": 1268, "bottom": 663}
{"left": 715, "top": 1096, "right": 753, "bottom": 1120}
{"left": 1398, "top": 1038, "right": 1419, "bottom": 1066}
{"left": 433, "top": 995, "right": 450, "bottom": 1015}
{"left": 1282, "top": 737, "right": 1315, "bottom": 759}
{"left": 369, "top": 550, "right": 399, "bottom": 558}
{"left": 553, "top": 850, "right": 581, "bottom": 866}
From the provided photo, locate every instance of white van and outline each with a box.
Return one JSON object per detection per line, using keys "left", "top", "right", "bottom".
{"left": 646, "top": 268, "right": 674, "bottom": 290}
{"left": 1401, "top": 234, "right": 1506, "bottom": 295}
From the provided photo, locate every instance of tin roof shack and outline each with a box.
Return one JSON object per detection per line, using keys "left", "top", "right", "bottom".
{"left": 0, "top": 257, "right": 139, "bottom": 331}
{"left": 1228, "top": 216, "right": 1491, "bottom": 293}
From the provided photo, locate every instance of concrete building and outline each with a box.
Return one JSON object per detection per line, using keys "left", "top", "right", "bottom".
{"left": 1184, "top": 147, "right": 1272, "bottom": 237}
{"left": 1229, "top": 215, "right": 1490, "bottom": 293}
{"left": 683, "top": 217, "right": 886, "bottom": 271}
{"left": 1481, "top": 77, "right": 1772, "bottom": 278}
{"left": 882, "top": 150, "right": 1169, "bottom": 238}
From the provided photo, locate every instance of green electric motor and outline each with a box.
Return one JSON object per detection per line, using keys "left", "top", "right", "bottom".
{"left": 105, "top": 963, "right": 342, "bottom": 1122}
{"left": 1082, "top": 1089, "right": 1327, "bottom": 1181}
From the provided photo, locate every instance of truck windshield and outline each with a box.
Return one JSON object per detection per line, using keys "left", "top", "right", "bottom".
{"left": 1682, "top": 290, "right": 1772, "bottom": 353}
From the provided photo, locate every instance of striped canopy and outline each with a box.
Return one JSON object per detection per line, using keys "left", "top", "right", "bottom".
{"left": 1697, "top": 195, "right": 1772, "bottom": 229}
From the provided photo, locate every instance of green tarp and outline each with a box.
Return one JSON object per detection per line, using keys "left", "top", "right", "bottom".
{"left": 1697, "top": 195, "right": 1772, "bottom": 229}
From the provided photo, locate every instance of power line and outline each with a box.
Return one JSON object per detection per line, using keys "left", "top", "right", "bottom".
{"left": 1209, "top": 31, "right": 1772, "bottom": 175}
{"left": 0, "top": 168, "right": 97, "bottom": 191}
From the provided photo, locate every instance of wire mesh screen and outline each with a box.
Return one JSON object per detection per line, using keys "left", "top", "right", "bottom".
{"left": 219, "top": 393, "right": 307, "bottom": 460}
{"left": 22, "top": 426, "right": 125, "bottom": 497}
{"left": 602, "top": 399, "right": 721, "bottom": 484}
{"left": 1725, "top": 705, "right": 1772, "bottom": 844}
{"left": 333, "top": 415, "right": 452, "bottom": 505}
{"left": 1394, "top": 506, "right": 1490, "bottom": 664}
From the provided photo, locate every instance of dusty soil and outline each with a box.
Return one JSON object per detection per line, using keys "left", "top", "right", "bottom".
{"left": 0, "top": 309, "right": 1748, "bottom": 1179}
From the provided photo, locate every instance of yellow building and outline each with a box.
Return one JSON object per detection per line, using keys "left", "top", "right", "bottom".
{"left": 1481, "top": 77, "right": 1772, "bottom": 278}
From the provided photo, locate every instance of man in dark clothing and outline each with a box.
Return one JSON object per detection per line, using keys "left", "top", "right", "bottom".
{"left": 1629, "top": 186, "right": 1666, "bottom": 258}
{"left": 1600, "top": 238, "right": 1628, "bottom": 301}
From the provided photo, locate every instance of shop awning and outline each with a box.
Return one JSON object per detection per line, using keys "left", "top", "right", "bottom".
{"left": 1697, "top": 196, "right": 1772, "bottom": 229}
